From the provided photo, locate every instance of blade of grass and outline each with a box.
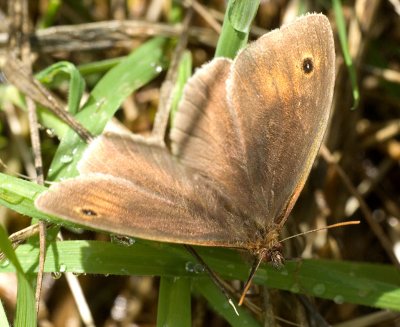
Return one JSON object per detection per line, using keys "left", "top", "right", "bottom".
{"left": 193, "top": 278, "right": 261, "bottom": 326}
{"left": 34, "top": 61, "right": 86, "bottom": 139}
{"left": 1, "top": 239, "right": 399, "bottom": 312}
{"left": 36, "top": 61, "right": 86, "bottom": 115}
{"left": 0, "top": 173, "right": 50, "bottom": 221}
{"left": 157, "top": 277, "right": 191, "bottom": 327}
{"left": 333, "top": 0, "right": 360, "bottom": 109}
{"left": 37, "top": 0, "right": 61, "bottom": 28}
{"left": 1, "top": 61, "right": 86, "bottom": 140}
{"left": 0, "top": 226, "right": 36, "bottom": 327}
{"left": 215, "top": 0, "right": 260, "bottom": 58}
{"left": 169, "top": 50, "right": 192, "bottom": 126}
{"left": 227, "top": 0, "right": 260, "bottom": 33}
{"left": 77, "top": 57, "right": 123, "bottom": 76}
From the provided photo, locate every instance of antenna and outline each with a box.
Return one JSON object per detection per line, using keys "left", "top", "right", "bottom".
{"left": 280, "top": 220, "right": 360, "bottom": 243}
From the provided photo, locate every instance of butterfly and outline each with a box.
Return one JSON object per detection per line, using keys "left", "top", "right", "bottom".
{"left": 35, "top": 13, "right": 335, "bottom": 301}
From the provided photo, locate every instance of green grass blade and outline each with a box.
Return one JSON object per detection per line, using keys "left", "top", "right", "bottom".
{"left": 1, "top": 240, "right": 398, "bottom": 312}
{"left": 37, "top": 0, "right": 61, "bottom": 28}
{"left": 2, "top": 61, "right": 85, "bottom": 139}
{"left": 47, "top": 37, "right": 168, "bottom": 180}
{"left": 227, "top": 0, "right": 260, "bottom": 33}
{"left": 193, "top": 279, "right": 261, "bottom": 326}
{"left": 77, "top": 57, "right": 123, "bottom": 76}
{"left": 333, "top": 0, "right": 360, "bottom": 109}
{"left": 36, "top": 61, "right": 86, "bottom": 115}
{"left": 0, "top": 226, "right": 36, "bottom": 327}
{"left": 34, "top": 61, "right": 86, "bottom": 140}
{"left": 0, "top": 173, "right": 49, "bottom": 221}
{"left": 215, "top": 0, "right": 260, "bottom": 58}
{"left": 169, "top": 51, "right": 192, "bottom": 126}
{"left": 157, "top": 277, "right": 191, "bottom": 327}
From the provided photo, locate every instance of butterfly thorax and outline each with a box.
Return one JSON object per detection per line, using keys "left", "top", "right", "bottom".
{"left": 248, "top": 226, "right": 285, "bottom": 268}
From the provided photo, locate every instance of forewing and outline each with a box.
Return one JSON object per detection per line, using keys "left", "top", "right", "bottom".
{"left": 228, "top": 14, "right": 335, "bottom": 226}
{"left": 36, "top": 135, "right": 251, "bottom": 247}
{"left": 171, "top": 14, "right": 335, "bottom": 229}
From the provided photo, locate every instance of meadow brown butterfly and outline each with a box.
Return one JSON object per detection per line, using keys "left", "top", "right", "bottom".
{"left": 35, "top": 14, "right": 335, "bottom": 293}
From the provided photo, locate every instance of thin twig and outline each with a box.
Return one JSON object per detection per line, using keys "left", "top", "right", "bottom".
{"left": 22, "top": 0, "right": 47, "bottom": 315}
{"left": 0, "top": 223, "right": 41, "bottom": 261}
{"left": 1, "top": 55, "right": 93, "bottom": 142}
{"left": 65, "top": 273, "right": 96, "bottom": 327}
{"left": 0, "top": 20, "right": 217, "bottom": 54}
{"left": 7, "top": 0, "right": 47, "bottom": 315}
{"left": 184, "top": 0, "right": 222, "bottom": 33}
{"left": 6, "top": 223, "right": 41, "bottom": 243}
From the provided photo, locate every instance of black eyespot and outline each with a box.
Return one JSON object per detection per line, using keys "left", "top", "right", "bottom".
{"left": 302, "top": 58, "right": 314, "bottom": 74}
{"left": 81, "top": 208, "right": 97, "bottom": 217}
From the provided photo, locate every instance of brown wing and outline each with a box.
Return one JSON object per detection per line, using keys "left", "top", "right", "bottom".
{"left": 170, "top": 58, "right": 251, "bottom": 211}
{"left": 170, "top": 14, "right": 335, "bottom": 230}
{"left": 36, "top": 134, "right": 253, "bottom": 247}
